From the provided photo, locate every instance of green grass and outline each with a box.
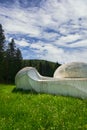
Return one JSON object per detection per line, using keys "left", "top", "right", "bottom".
{"left": 0, "top": 84, "right": 87, "bottom": 130}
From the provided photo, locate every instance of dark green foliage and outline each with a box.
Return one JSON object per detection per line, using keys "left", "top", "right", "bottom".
{"left": 0, "top": 24, "right": 5, "bottom": 82}
{"left": 55, "top": 62, "right": 60, "bottom": 70}
{"left": 0, "top": 24, "right": 23, "bottom": 83}
{"left": 22, "top": 59, "right": 61, "bottom": 77}
{"left": 5, "top": 39, "right": 23, "bottom": 83}
{"left": 5, "top": 39, "right": 17, "bottom": 82}
{"left": 39, "top": 62, "right": 43, "bottom": 75}
{"left": 15, "top": 48, "right": 23, "bottom": 71}
{"left": 0, "top": 24, "right": 5, "bottom": 62}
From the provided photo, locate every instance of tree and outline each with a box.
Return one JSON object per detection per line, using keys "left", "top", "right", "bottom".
{"left": 54, "top": 62, "right": 60, "bottom": 70}
{"left": 7, "top": 39, "right": 16, "bottom": 58}
{"left": 15, "top": 48, "right": 22, "bottom": 72}
{"left": 0, "top": 25, "right": 23, "bottom": 83}
{"left": 0, "top": 24, "right": 5, "bottom": 82}
{"left": 39, "top": 62, "right": 43, "bottom": 75}
{"left": 5, "top": 39, "right": 22, "bottom": 83}
{"left": 45, "top": 61, "right": 51, "bottom": 76}
{"left": 0, "top": 24, "right": 5, "bottom": 61}
{"left": 5, "top": 39, "right": 16, "bottom": 83}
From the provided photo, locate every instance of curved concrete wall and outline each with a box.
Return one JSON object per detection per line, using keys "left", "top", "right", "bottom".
{"left": 54, "top": 62, "right": 87, "bottom": 78}
{"left": 15, "top": 67, "right": 87, "bottom": 99}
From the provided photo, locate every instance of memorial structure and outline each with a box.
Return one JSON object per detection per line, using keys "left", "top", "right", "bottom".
{"left": 15, "top": 62, "right": 87, "bottom": 99}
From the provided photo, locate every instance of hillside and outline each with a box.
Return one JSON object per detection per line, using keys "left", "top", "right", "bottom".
{"left": 22, "top": 59, "right": 61, "bottom": 77}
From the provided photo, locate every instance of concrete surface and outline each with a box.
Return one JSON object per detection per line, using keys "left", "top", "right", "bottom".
{"left": 15, "top": 62, "right": 87, "bottom": 99}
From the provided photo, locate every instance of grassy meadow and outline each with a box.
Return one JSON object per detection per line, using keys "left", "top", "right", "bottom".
{"left": 0, "top": 84, "right": 87, "bottom": 130}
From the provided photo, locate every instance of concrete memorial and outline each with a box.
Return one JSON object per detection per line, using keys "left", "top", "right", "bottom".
{"left": 15, "top": 62, "right": 87, "bottom": 99}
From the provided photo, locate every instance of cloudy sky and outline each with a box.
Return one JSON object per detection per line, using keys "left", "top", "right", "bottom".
{"left": 0, "top": 0, "right": 87, "bottom": 63}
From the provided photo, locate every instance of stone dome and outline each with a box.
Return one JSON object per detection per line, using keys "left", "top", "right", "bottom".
{"left": 53, "top": 62, "right": 87, "bottom": 78}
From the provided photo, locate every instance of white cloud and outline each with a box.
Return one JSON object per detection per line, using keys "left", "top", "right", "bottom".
{"left": 40, "top": 32, "right": 58, "bottom": 41}
{"left": 69, "top": 39, "right": 87, "bottom": 48}
{"left": 0, "top": 5, "right": 41, "bottom": 36}
{"left": 0, "top": 0, "right": 87, "bottom": 63}
{"left": 30, "top": 41, "right": 45, "bottom": 53}
{"left": 15, "top": 39, "right": 29, "bottom": 46}
{"left": 57, "top": 34, "right": 81, "bottom": 44}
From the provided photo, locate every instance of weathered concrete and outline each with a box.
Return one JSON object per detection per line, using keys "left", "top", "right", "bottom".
{"left": 15, "top": 62, "right": 87, "bottom": 99}
{"left": 54, "top": 62, "right": 87, "bottom": 78}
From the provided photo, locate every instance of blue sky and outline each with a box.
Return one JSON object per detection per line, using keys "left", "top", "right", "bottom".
{"left": 0, "top": 0, "right": 87, "bottom": 63}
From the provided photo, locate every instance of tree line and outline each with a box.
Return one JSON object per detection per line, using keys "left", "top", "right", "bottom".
{"left": 22, "top": 59, "right": 60, "bottom": 77}
{"left": 0, "top": 24, "right": 22, "bottom": 83}
{"left": 0, "top": 24, "right": 60, "bottom": 84}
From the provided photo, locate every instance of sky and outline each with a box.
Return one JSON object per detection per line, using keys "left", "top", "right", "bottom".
{"left": 0, "top": 0, "right": 87, "bottom": 63}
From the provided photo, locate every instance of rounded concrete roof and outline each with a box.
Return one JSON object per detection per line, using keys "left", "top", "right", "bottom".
{"left": 53, "top": 62, "right": 87, "bottom": 78}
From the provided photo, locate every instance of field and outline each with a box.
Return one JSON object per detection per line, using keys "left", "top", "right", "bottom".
{"left": 0, "top": 84, "right": 87, "bottom": 130}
